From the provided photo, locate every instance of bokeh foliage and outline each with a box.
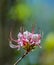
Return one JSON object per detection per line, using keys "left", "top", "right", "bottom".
{"left": 9, "top": 3, "right": 32, "bottom": 21}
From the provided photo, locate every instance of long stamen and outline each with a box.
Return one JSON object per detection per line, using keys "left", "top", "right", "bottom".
{"left": 32, "top": 23, "right": 36, "bottom": 34}
{"left": 20, "top": 26, "right": 24, "bottom": 34}
{"left": 10, "top": 31, "right": 18, "bottom": 43}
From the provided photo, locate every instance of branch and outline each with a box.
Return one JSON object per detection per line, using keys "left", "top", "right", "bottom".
{"left": 14, "top": 51, "right": 29, "bottom": 65}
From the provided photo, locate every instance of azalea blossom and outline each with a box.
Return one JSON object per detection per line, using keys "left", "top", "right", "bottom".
{"left": 9, "top": 27, "right": 42, "bottom": 52}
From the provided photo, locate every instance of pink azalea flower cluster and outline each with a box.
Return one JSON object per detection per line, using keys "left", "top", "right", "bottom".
{"left": 9, "top": 30, "right": 42, "bottom": 51}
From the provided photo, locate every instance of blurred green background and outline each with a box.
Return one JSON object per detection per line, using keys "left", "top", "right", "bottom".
{"left": 0, "top": 0, "right": 54, "bottom": 65}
